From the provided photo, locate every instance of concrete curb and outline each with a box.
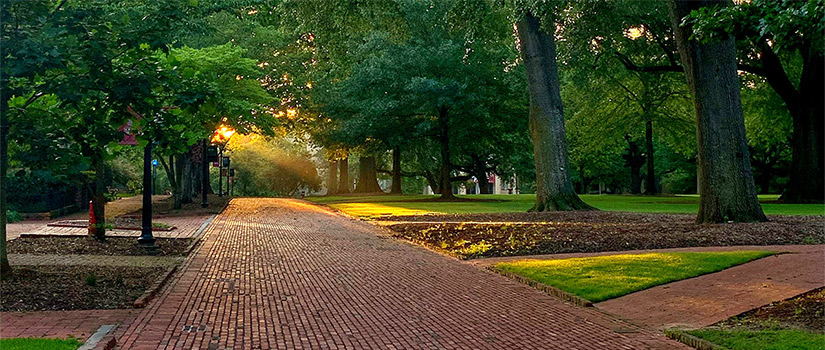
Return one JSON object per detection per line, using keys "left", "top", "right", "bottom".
{"left": 78, "top": 324, "right": 116, "bottom": 350}
{"left": 486, "top": 266, "right": 594, "bottom": 307}
{"left": 664, "top": 329, "right": 724, "bottom": 350}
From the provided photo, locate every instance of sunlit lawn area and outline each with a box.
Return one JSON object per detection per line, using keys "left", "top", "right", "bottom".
{"left": 686, "top": 329, "right": 825, "bottom": 350}
{"left": 494, "top": 251, "right": 774, "bottom": 302}
{"left": 306, "top": 194, "right": 825, "bottom": 217}
{"left": 0, "top": 338, "right": 81, "bottom": 350}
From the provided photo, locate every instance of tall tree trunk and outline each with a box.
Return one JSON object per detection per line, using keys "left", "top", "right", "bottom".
{"left": 516, "top": 13, "right": 593, "bottom": 211}
{"left": 473, "top": 156, "right": 491, "bottom": 194}
{"left": 91, "top": 153, "right": 107, "bottom": 240}
{"left": 390, "top": 146, "right": 403, "bottom": 194}
{"left": 180, "top": 148, "right": 196, "bottom": 204}
{"left": 437, "top": 106, "right": 456, "bottom": 199}
{"left": 644, "top": 120, "right": 658, "bottom": 194}
{"left": 159, "top": 155, "right": 180, "bottom": 210}
{"left": 624, "top": 137, "right": 645, "bottom": 194}
{"left": 669, "top": 0, "right": 766, "bottom": 223}
{"left": 355, "top": 156, "right": 381, "bottom": 193}
{"left": 327, "top": 159, "right": 338, "bottom": 195}
{"left": 0, "top": 93, "right": 9, "bottom": 278}
{"left": 174, "top": 154, "right": 184, "bottom": 209}
{"left": 783, "top": 51, "right": 824, "bottom": 203}
{"left": 424, "top": 171, "right": 439, "bottom": 194}
{"left": 337, "top": 155, "right": 350, "bottom": 194}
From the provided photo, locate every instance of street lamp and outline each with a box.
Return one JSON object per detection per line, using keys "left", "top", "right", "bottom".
{"left": 210, "top": 124, "right": 236, "bottom": 197}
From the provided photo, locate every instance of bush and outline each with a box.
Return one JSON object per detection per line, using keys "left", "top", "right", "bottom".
{"left": 6, "top": 210, "right": 23, "bottom": 223}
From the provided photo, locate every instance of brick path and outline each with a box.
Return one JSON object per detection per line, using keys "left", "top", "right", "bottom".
{"left": 7, "top": 254, "right": 182, "bottom": 267}
{"left": 116, "top": 198, "right": 685, "bottom": 349}
{"left": 473, "top": 245, "right": 825, "bottom": 330}
{"left": 0, "top": 309, "right": 137, "bottom": 341}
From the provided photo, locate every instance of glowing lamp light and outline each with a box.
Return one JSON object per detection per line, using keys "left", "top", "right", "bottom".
{"left": 211, "top": 124, "right": 236, "bottom": 144}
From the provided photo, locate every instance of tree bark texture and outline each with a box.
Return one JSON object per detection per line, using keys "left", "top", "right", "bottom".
{"left": 668, "top": 0, "right": 766, "bottom": 223}
{"left": 644, "top": 120, "right": 658, "bottom": 194}
{"left": 390, "top": 146, "right": 403, "bottom": 194}
{"left": 91, "top": 153, "right": 107, "bottom": 240}
{"left": 337, "top": 155, "right": 350, "bottom": 194}
{"left": 517, "top": 13, "right": 593, "bottom": 211}
{"left": 437, "top": 107, "right": 456, "bottom": 199}
{"left": 783, "top": 49, "right": 824, "bottom": 202}
{"left": 327, "top": 159, "right": 338, "bottom": 195}
{"left": 354, "top": 156, "right": 381, "bottom": 193}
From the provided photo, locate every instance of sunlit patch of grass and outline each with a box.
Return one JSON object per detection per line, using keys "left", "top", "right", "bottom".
{"left": 0, "top": 337, "right": 81, "bottom": 350}
{"left": 330, "top": 203, "right": 437, "bottom": 218}
{"left": 495, "top": 251, "right": 774, "bottom": 302}
{"left": 686, "top": 329, "right": 825, "bottom": 350}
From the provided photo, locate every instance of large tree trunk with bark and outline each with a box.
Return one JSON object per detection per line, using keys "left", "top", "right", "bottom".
{"left": 91, "top": 153, "right": 107, "bottom": 240}
{"left": 337, "top": 155, "right": 350, "bottom": 194}
{"left": 390, "top": 146, "right": 403, "bottom": 194}
{"left": 644, "top": 120, "right": 658, "bottom": 194}
{"left": 355, "top": 156, "right": 381, "bottom": 193}
{"left": 180, "top": 146, "right": 199, "bottom": 204}
{"left": 437, "top": 107, "right": 456, "bottom": 199}
{"left": 517, "top": 13, "right": 593, "bottom": 211}
{"left": 783, "top": 50, "right": 824, "bottom": 203}
{"left": 327, "top": 159, "right": 338, "bottom": 195}
{"left": 624, "top": 137, "right": 645, "bottom": 194}
{"left": 669, "top": 0, "right": 767, "bottom": 223}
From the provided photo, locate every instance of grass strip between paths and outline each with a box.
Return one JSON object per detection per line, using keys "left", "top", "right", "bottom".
{"left": 686, "top": 329, "right": 825, "bottom": 350}
{"left": 0, "top": 337, "right": 81, "bottom": 350}
{"left": 494, "top": 251, "right": 774, "bottom": 302}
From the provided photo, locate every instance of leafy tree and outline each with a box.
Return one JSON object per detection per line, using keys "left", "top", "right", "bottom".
{"left": 508, "top": 2, "right": 594, "bottom": 211}
{"left": 559, "top": 0, "right": 694, "bottom": 195}
{"left": 684, "top": 0, "right": 823, "bottom": 202}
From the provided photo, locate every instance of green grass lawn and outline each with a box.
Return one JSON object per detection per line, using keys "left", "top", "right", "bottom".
{"left": 0, "top": 338, "right": 81, "bottom": 350}
{"left": 306, "top": 194, "right": 824, "bottom": 217}
{"left": 687, "top": 329, "right": 825, "bottom": 350}
{"left": 494, "top": 251, "right": 774, "bottom": 302}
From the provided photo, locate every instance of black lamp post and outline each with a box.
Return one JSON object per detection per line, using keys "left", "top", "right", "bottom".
{"left": 138, "top": 141, "right": 156, "bottom": 252}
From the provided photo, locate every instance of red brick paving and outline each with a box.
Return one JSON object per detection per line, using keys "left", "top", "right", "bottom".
{"left": 6, "top": 214, "right": 211, "bottom": 240}
{"left": 116, "top": 198, "right": 685, "bottom": 349}
{"left": 0, "top": 309, "right": 136, "bottom": 341}
{"left": 595, "top": 245, "right": 824, "bottom": 330}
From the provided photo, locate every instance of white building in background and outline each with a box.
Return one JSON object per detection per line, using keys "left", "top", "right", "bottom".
{"left": 422, "top": 172, "right": 520, "bottom": 195}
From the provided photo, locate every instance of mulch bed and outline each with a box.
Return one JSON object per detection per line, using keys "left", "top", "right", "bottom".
{"left": 383, "top": 212, "right": 824, "bottom": 259}
{"left": 0, "top": 265, "right": 165, "bottom": 311}
{"left": 8, "top": 236, "right": 193, "bottom": 256}
{"left": 47, "top": 218, "right": 176, "bottom": 231}
{"left": 713, "top": 287, "right": 824, "bottom": 332}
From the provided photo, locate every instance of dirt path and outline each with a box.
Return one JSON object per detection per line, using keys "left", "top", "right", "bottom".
{"left": 115, "top": 198, "right": 685, "bottom": 349}
{"left": 474, "top": 245, "right": 825, "bottom": 330}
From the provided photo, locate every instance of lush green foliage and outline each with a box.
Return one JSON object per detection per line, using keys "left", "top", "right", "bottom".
{"left": 687, "top": 329, "right": 825, "bottom": 350}
{"left": 0, "top": 337, "right": 81, "bottom": 350}
{"left": 495, "top": 251, "right": 774, "bottom": 302}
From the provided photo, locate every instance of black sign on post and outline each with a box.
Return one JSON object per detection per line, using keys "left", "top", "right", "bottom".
{"left": 222, "top": 156, "right": 230, "bottom": 168}
{"left": 229, "top": 168, "right": 235, "bottom": 177}
{"left": 207, "top": 146, "right": 219, "bottom": 162}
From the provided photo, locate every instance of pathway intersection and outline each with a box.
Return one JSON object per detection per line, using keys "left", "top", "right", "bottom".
{"left": 116, "top": 198, "right": 686, "bottom": 349}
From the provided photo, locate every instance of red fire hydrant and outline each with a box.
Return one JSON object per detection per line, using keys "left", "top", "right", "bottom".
{"left": 88, "top": 200, "right": 96, "bottom": 236}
